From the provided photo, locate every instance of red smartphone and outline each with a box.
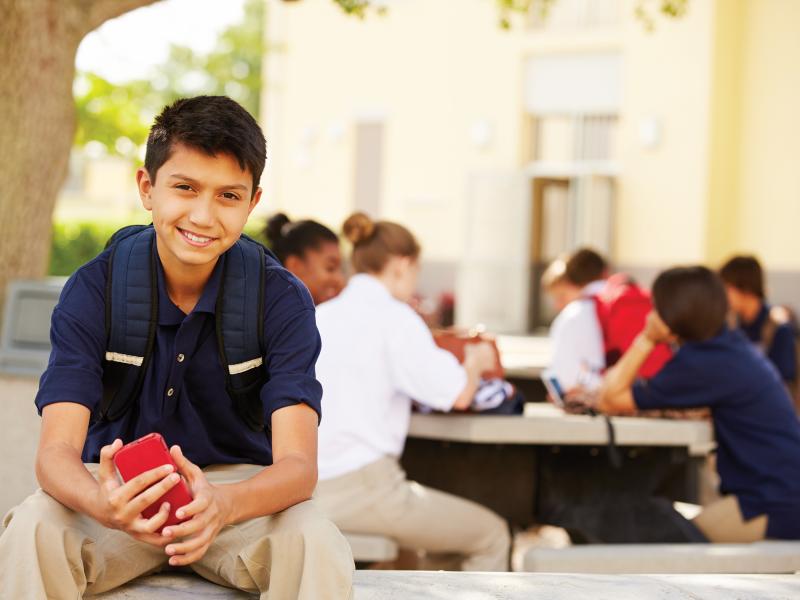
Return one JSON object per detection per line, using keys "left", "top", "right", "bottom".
{"left": 113, "top": 433, "right": 193, "bottom": 532}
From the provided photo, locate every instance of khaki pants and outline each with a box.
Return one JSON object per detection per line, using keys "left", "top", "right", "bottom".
{"left": 693, "top": 495, "right": 768, "bottom": 543}
{"left": 314, "top": 457, "right": 510, "bottom": 571}
{"left": 0, "top": 464, "right": 354, "bottom": 600}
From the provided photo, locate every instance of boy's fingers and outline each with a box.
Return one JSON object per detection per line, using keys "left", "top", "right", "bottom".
{"left": 174, "top": 494, "right": 209, "bottom": 521}
{"left": 127, "top": 472, "right": 180, "bottom": 516}
{"left": 162, "top": 511, "right": 205, "bottom": 540}
{"left": 118, "top": 464, "right": 175, "bottom": 503}
{"left": 97, "top": 439, "right": 123, "bottom": 482}
{"left": 139, "top": 502, "right": 171, "bottom": 534}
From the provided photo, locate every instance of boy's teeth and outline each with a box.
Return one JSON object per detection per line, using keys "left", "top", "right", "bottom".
{"left": 184, "top": 230, "right": 211, "bottom": 243}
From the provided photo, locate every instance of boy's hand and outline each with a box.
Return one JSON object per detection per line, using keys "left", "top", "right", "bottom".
{"left": 94, "top": 439, "right": 178, "bottom": 546}
{"left": 643, "top": 311, "right": 673, "bottom": 344}
{"left": 161, "top": 445, "right": 234, "bottom": 566}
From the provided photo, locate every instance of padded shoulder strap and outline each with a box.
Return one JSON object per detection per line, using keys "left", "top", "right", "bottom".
{"left": 100, "top": 226, "right": 158, "bottom": 421}
{"left": 216, "top": 235, "right": 267, "bottom": 431}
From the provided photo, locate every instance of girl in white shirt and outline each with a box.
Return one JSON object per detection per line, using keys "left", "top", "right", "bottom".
{"left": 314, "top": 212, "right": 510, "bottom": 571}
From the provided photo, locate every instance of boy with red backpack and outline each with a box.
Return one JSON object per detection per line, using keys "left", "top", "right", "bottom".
{"left": 543, "top": 248, "right": 670, "bottom": 392}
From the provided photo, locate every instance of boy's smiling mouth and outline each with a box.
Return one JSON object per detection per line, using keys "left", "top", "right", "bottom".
{"left": 177, "top": 227, "right": 216, "bottom": 247}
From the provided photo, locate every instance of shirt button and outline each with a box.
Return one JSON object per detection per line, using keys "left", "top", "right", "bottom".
{"left": 167, "top": 387, "right": 175, "bottom": 397}
{"left": 177, "top": 353, "right": 185, "bottom": 363}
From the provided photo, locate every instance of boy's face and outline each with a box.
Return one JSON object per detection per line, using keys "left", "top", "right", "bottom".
{"left": 137, "top": 143, "right": 261, "bottom": 274}
{"left": 546, "top": 281, "right": 582, "bottom": 313}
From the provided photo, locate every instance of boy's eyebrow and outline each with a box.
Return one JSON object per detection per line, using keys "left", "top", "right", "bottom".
{"left": 168, "top": 173, "right": 249, "bottom": 191}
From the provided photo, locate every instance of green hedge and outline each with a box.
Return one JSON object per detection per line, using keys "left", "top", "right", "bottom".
{"left": 49, "top": 220, "right": 269, "bottom": 277}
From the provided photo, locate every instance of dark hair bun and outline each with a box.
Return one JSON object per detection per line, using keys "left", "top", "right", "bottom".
{"left": 265, "top": 213, "right": 291, "bottom": 245}
{"left": 342, "top": 212, "right": 375, "bottom": 245}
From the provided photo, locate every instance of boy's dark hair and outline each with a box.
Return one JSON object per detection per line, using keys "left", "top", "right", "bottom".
{"left": 144, "top": 96, "right": 266, "bottom": 195}
{"left": 265, "top": 213, "right": 339, "bottom": 264}
{"left": 565, "top": 248, "right": 608, "bottom": 287}
{"left": 652, "top": 266, "right": 729, "bottom": 342}
{"left": 719, "top": 255, "right": 765, "bottom": 299}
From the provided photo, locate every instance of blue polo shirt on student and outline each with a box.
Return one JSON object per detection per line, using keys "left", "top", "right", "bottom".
{"left": 739, "top": 303, "right": 797, "bottom": 383}
{"left": 632, "top": 328, "right": 800, "bottom": 539}
{"left": 35, "top": 244, "right": 322, "bottom": 467}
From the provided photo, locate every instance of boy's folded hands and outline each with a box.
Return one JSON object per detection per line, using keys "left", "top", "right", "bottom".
{"left": 93, "top": 440, "right": 234, "bottom": 565}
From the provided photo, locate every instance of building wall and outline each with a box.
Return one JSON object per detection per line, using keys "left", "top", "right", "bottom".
{"left": 261, "top": 0, "right": 800, "bottom": 326}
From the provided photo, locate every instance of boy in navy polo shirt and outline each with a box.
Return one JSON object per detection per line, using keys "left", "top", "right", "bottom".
{"left": 719, "top": 255, "right": 798, "bottom": 410}
{"left": 0, "top": 96, "right": 353, "bottom": 599}
{"left": 594, "top": 266, "right": 800, "bottom": 542}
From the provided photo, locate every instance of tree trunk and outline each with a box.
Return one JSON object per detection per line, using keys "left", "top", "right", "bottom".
{"left": 0, "top": 0, "right": 158, "bottom": 315}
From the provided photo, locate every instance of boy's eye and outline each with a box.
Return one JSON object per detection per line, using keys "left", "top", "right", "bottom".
{"left": 221, "top": 192, "right": 240, "bottom": 200}
{"left": 175, "top": 184, "right": 193, "bottom": 191}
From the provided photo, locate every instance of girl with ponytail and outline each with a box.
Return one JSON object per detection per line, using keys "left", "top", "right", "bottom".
{"left": 264, "top": 213, "right": 344, "bottom": 304}
{"left": 313, "top": 212, "right": 511, "bottom": 571}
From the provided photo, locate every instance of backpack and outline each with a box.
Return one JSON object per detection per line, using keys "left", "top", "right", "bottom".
{"left": 760, "top": 304, "right": 800, "bottom": 411}
{"left": 592, "top": 273, "right": 672, "bottom": 378}
{"left": 99, "top": 224, "right": 271, "bottom": 432}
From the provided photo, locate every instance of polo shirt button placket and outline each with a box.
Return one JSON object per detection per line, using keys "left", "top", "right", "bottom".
{"left": 177, "top": 353, "right": 185, "bottom": 363}
{"left": 167, "top": 387, "right": 175, "bottom": 397}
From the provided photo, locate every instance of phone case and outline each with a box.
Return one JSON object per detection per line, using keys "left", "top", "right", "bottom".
{"left": 113, "top": 433, "right": 193, "bottom": 531}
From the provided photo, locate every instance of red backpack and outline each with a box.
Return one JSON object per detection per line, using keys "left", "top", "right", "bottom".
{"left": 592, "top": 274, "right": 672, "bottom": 378}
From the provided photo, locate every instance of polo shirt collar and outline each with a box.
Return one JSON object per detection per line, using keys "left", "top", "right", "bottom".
{"left": 156, "top": 253, "right": 226, "bottom": 325}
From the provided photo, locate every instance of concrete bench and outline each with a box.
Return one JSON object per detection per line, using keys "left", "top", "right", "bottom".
{"left": 89, "top": 570, "right": 800, "bottom": 599}
{"left": 0, "top": 278, "right": 64, "bottom": 376}
{"left": 344, "top": 532, "right": 399, "bottom": 563}
{"left": 522, "top": 541, "right": 800, "bottom": 574}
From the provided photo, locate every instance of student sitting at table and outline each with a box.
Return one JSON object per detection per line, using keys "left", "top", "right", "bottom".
{"left": 593, "top": 266, "right": 800, "bottom": 542}
{"left": 313, "top": 212, "right": 511, "bottom": 571}
{"left": 719, "top": 255, "right": 798, "bottom": 406}
{"left": 542, "top": 248, "right": 608, "bottom": 390}
{"left": 265, "top": 212, "right": 345, "bottom": 305}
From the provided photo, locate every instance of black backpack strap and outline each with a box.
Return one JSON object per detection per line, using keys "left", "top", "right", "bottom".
{"left": 100, "top": 226, "right": 158, "bottom": 421}
{"left": 216, "top": 235, "right": 267, "bottom": 431}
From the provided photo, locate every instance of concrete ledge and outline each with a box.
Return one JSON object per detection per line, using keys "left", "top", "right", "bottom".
{"left": 89, "top": 571, "right": 800, "bottom": 599}
{"left": 522, "top": 541, "right": 800, "bottom": 574}
{"left": 345, "top": 532, "right": 399, "bottom": 563}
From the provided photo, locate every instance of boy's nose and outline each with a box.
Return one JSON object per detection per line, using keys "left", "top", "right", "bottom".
{"left": 189, "top": 196, "right": 215, "bottom": 228}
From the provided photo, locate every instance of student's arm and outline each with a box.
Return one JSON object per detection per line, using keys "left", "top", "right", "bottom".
{"left": 37, "top": 403, "right": 179, "bottom": 547}
{"left": 451, "top": 342, "right": 497, "bottom": 410}
{"left": 596, "top": 311, "right": 673, "bottom": 415}
{"left": 160, "top": 403, "right": 318, "bottom": 566}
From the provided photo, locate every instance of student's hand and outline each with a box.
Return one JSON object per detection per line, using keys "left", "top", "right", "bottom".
{"left": 161, "top": 445, "right": 234, "bottom": 566}
{"left": 464, "top": 341, "right": 496, "bottom": 373}
{"left": 93, "top": 438, "right": 178, "bottom": 547}
{"left": 643, "top": 311, "right": 673, "bottom": 344}
{"left": 563, "top": 388, "right": 598, "bottom": 414}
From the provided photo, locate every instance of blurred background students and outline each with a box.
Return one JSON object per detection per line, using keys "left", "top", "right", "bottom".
{"left": 313, "top": 212, "right": 511, "bottom": 571}
{"left": 265, "top": 213, "right": 345, "bottom": 305}
{"left": 542, "top": 248, "right": 607, "bottom": 390}
{"left": 594, "top": 266, "right": 800, "bottom": 542}
{"left": 719, "top": 255, "right": 798, "bottom": 402}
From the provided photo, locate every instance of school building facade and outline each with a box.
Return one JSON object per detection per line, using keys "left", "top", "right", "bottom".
{"left": 259, "top": 0, "right": 800, "bottom": 333}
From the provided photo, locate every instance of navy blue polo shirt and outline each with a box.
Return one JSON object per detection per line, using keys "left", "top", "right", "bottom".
{"left": 35, "top": 244, "right": 322, "bottom": 467}
{"left": 739, "top": 303, "right": 797, "bottom": 383}
{"left": 632, "top": 328, "right": 800, "bottom": 539}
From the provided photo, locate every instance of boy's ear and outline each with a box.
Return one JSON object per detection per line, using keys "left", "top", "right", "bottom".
{"left": 248, "top": 187, "right": 263, "bottom": 214}
{"left": 136, "top": 168, "right": 154, "bottom": 211}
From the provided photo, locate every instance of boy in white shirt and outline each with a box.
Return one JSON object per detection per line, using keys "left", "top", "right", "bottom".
{"left": 542, "top": 249, "right": 608, "bottom": 390}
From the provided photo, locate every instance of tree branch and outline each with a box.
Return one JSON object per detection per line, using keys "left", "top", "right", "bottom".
{"left": 87, "top": 0, "right": 163, "bottom": 32}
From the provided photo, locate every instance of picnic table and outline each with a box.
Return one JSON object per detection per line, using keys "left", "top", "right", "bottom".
{"left": 402, "top": 404, "right": 714, "bottom": 537}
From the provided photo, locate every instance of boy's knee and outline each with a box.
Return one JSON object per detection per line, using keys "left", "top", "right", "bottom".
{"left": 3, "top": 490, "right": 73, "bottom": 532}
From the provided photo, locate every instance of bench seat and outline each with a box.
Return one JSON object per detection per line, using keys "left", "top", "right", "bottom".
{"left": 522, "top": 541, "right": 800, "bottom": 574}
{"left": 90, "top": 571, "right": 800, "bottom": 599}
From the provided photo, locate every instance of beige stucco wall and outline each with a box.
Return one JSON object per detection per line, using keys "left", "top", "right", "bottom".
{"left": 261, "top": 0, "right": 800, "bottom": 274}
{"left": 734, "top": 0, "right": 800, "bottom": 270}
